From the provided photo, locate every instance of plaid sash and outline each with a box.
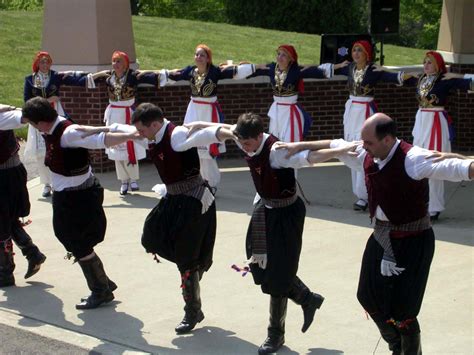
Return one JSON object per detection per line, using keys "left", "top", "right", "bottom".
{"left": 374, "top": 215, "right": 431, "bottom": 262}
{"left": 250, "top": 194, "right": 298, "bottom": 255}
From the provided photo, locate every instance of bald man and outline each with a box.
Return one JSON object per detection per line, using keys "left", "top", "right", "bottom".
{"left": 277, "top": 113, "right": 473, "bottom": 354}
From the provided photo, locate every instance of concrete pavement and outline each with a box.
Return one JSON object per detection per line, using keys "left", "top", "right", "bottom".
{"left": 1, "top": 161, "right": 472, "bottom": 354}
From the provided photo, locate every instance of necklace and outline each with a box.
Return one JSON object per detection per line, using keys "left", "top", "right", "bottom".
{"left": 193, "top": 68, "right": 208, "bottom": 93}
{"left": 274, "top": 64, "right": 288, "bottom": 91}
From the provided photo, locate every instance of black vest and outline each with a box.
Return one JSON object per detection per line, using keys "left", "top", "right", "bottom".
{"left": 364, "top": 141, "right": 429, "bottom": 224}
{"left": 44, "top": 120, "right": 90, "bottom": 176}
{"left": 148, "top": 122, "right": 200, "bottom": 185}
{"left": 245, "top": 135, "right": 296, "bottom": 199}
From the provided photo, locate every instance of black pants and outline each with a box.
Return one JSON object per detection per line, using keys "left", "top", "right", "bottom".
{"left": 142, "top": 194, "right": 216, "bottom": 273}
{"left": 52, "top": 183, "right": 106, "bottom": 259}
{"left": 246, "top": 197, "right": 306, "bottom": 296}
{"left": 357, "top": 228, "right": 435, "bottom": 323}
{"left": 0, "top": 163, "right": 30, "bottom": 241}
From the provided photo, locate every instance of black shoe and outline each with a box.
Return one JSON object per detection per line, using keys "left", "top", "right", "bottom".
{"left": 81, "top": 278, "right": 117, "bottom": 302}
{"left": 76, "top": 291, "right": 114, "bottom": 310}
{"left": 430, "top": 212, "right": 440, "bottom": 221}
{"left": 353, "top": 199, "right": 368, "bottom": 211}
{"left": 25, "top": 252, "right": 46, "bottom": 279}
{"left": 258, "top": 334, "right": 285, "bottom": 354}
{"left": 175, "top": 310, "right": 205, "bottom": 334}
{"left": 301, "top": 293, "right": 324, "bottom": 333}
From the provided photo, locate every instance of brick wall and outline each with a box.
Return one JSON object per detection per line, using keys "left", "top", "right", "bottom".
{"left": 59, "top": 75, "right": 474, "bottom": 172}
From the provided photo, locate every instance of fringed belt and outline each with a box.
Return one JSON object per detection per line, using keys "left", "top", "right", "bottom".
{"left": 166, "top": 175, "right": 204, "bottom": 195}
{"left": 261, "top": 194, "right": 298, "bottom": 208}
{"left": 374, "top": 215, "right": 432, "bottom": 262}
{"left": 62, "top": 176, "right": 99, "bottom": 192}
{"left": 166, "top": 175, "right": 214, "bottom": 214}
{"left": 0, "top": 154, "right": 21, "bottom": 170}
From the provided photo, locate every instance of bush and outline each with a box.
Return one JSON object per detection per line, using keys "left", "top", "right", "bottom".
{"left": 131, "top": 0, "right": 226, "bottom": 23}
{"left": 0, "top": 0, "right": 42, "bottom": 10}
{"left": 223, "top": 0, "right": 367, "bottom": 35}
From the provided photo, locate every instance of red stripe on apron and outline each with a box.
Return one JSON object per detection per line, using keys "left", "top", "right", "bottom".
{"left": 276, "top": 102, "right": 303, "bottom": 142}
{"left": 110, "top": 105, "right": 136, "bottom": 164}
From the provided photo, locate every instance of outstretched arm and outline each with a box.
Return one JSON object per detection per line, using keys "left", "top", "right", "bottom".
{"left": 307, "top": 142, "right": 358, "bottom": 164}
{"left": 274, "top": 140, "right": 333, "bottom": 158}
{"left": 104, "top": 131, "right": 140, "bottom": 148}
{"left": 426, "top": 151, "right": 474, "bottom": 179}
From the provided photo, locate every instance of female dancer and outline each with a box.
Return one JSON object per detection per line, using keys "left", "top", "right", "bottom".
{"left": 90, "top": 51, "right": 167, "bottom": 195}
{"left": 24, "top": 51, "right": 88, "bottom": 197}
{"left": 402, "top": 51, "right": 473, "bottom": 220}
{"left": 334, "top": 40, "right": 403, "bottom": 211}
{"left": 248, "top": 44, "right": 344, "bottom": 144}
{"left": 161, "top": 44, "right": 254, "bottom": 192}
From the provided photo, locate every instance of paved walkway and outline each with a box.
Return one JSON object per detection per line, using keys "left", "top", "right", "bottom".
{"left": 1, "top": 161, "right": 473, "bottom": 354}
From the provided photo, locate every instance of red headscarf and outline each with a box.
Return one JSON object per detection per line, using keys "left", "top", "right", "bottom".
{"left": 32, "top": 51, "right": 52, "bottom": 73}
{"left": 353, "top": 40, "right": 373, "bottom": 62}
{"left": 277, "top": 44, "right": 298, "bottom": 64}
{"left": 196, "top": 44, "right": 213, "bottom": 65}
{"left": 277, "top": 44, "right": 304, "bottom": 93}
{"left": 425, "top": 51, "right": 447, "bottom": 74}
{"left": 111, "top": 51, "right": 130, "bottom": 69}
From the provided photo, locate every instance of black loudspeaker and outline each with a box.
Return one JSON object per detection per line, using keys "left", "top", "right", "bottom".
{"left": 369, "top": 0, "right": 400, "bottom": 35}
{"left": 320, "top": 34, "right": 373, "bottom": 64}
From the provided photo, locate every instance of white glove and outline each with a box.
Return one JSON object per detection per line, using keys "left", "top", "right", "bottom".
{"left": 381, "top": 259, "right": 405, "bottom": 277}
{"left": 247, "top": 254, "right": 267, "bottom": 269}
{"left": 151, "top": 183, "right": 167, "bottom": 198}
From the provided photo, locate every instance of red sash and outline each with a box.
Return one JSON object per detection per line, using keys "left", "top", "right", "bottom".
{"left": 276, "top": 102, "right": 302, "bottom": 142}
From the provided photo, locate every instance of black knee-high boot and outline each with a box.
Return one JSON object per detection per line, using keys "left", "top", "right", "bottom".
{"left": 375, "top": 321, "right": 402, "bottom": 354}
{"left": 175, "top": 270, "right": 204, "bottom": 334}
{"left": 0, "top": 239, "right": 15, "bottom": 287}
{"left": 11, "top": 222, "right": 46, "bottom": 279}
{"left": 399, "top": 319, "right": 422, "bottom": 355}
{"left": 258, "top": 296, "right": 287, "bottom": 354}
{"left": 288, "top": 276, "right": 324, "bottom": 333}
{"left": 76, "top": 254, "right": 114, "bottom": 310}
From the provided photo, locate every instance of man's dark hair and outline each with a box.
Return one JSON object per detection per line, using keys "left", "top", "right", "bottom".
{"left": 233, "top": 112, "right": 264, "bottom": 139}
{"left": 22, "top": 97, "right": 58, "bottom": 124}
{"left": 132, "top": 103, "right": 164, "bottom": 126}
{"left": 374, "top": 119, "right": 397, "bottom": 140}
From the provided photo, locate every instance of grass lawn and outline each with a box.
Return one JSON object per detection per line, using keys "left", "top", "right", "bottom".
{"left": 1, "top": 10, "right": 426, "bottom": 108}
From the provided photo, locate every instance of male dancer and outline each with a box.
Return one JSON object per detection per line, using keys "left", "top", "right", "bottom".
{"left": 0, "top": 104, "right": 46, "bottom": 287}
{"left": 276, "top": 113, "right": 474, "bottom": 354}
{"left": 22, "top": 97, "right": 140, "bottom": 309}
{"left": 185, "top": 113, "right": 356, "bottom": 354}
{"left": 131, "top": 102, "right": 220, "bottom": 333}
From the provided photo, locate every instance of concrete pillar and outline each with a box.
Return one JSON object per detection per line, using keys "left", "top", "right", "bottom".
{"left": 42, "top": 0, "right": 137, "bottom": 71}
{"left": 437, "top": 0, "right": 474, "bottom": 64}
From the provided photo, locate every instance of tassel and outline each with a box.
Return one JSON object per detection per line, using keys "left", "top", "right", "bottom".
{"left": 231, "top": 264, "right": 251, "bottom": 277}
{"left": 20, "top": 218, "right": 32, "bottom": 227}
{"left": 153, "top": 254, "right": 161, "bottom": 263}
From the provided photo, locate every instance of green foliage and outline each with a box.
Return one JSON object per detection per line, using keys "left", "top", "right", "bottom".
{"left": 223, "top": 0, "right": 367, "bottom": 34}
{"left": 393, "top": 0, "right": 442, "bottom": 49}
{"left": 0, "top": 0, "right": 42, "bottom": 10}
{"left": 132, "top": 0, "right": 226, "bottom": 22}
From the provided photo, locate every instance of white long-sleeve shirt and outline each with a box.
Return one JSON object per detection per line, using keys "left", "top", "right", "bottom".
{"left": 331, "top": 138, "right": 472, "bottom": 220}
{"left": 0, "top": 109, "right": 24, "bottom": 130}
